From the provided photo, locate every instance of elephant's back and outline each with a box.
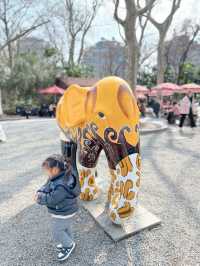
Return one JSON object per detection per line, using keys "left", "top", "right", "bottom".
{"left": 92, "top": 76, "right": 134, "bottom": 108}
{"left": 95, "top": 76, "right": 131, "bottom": 90}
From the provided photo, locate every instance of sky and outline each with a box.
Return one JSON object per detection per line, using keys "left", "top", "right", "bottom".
{"left": 86, "top": 0, "right": 200, "bottom": 46}
{"left": 30, "top": 0, "right": 200, "bottom": 65}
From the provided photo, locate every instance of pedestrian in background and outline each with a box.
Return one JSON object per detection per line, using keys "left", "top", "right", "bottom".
{"left": 167, "top": 101, "right": 180, "bottom": 125}
{"left": 179, "top": 93, "right": 196, "bottom": 128}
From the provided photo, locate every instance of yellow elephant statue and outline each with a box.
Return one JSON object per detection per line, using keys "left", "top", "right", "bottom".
{"left": 56, "top": 76, "right": 141, "bottom": 225}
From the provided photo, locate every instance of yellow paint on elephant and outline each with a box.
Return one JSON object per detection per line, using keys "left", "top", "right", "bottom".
{"left": 111, "top": 193, "right": 120, "bottom": 209}
{"left": 80, "top": 169, "right": 91, "bottom": 178}
{"left": 136, "top": 177, "right": 141, "bottom": 188}
{"left": 110, "top": 211, "right": 116, "bottom": 222}
{"left": 88, "top": 175, "right": 95, "bottom": 186}
{"left": 119, "top": 156, "right": 133, "bottom": 177}
{"left": 79, "top": 167, "right": 99, "bottom": 201}
{"left": 56, "top": 77, "right": 141, "bottom": 225}
{"left": 107, "top": 153, "right": 141, "bottom": 224}
{"left": 123, "top": 179, "right": 133, "bottom": 198}
{"left": 110, "top": 169, "right": 117, "bottom": 182}
{"left": 136, "top": 154, "right": 141, "bottom": 170}
{"left": 56, "top": 76, "right": 140, "bottom": 147}
{"left": 79, "top": 178, "right": 84, "bottom": 187}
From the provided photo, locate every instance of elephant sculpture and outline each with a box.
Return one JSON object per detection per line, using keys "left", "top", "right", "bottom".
{"left": 56, "top": 76, "right": 141, "bottom": 225}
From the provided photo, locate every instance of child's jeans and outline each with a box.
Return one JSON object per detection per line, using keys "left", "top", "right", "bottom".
{"left": 51, "top": 215, "right": 75, "bottom": 248}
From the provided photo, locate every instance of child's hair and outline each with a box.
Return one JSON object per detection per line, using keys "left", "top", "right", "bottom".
{"left": 42, "top": 154, "right": 66, "bottom": 172}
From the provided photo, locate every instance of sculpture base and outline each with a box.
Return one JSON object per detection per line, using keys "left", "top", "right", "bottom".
{"left": 82, "top": 201, "right": 161, "bottom": 242}
{"left": 79, "top": 155, "right": 161, "bottom": 242}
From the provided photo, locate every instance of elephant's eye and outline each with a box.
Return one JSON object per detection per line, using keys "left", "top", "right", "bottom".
{"left": 98, "top": 112, "right": 105, "bottom": 119}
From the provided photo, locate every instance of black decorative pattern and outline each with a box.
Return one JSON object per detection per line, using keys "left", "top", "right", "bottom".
{"left": 78, "top": 122, "right": 140, "bottom": 169}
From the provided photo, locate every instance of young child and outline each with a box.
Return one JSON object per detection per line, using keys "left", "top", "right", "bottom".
{"left": 35, "top": 154, "right": 80, "bottom": 262}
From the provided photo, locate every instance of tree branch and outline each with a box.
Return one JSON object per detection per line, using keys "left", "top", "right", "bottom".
{"left": 138, "top": 0, "right": 157, "bottom": 15}
{"left": 0, "top": 20, "right": 50, "bottom": 51}
{"left": 78, "top": 0, "right": 100, "bottom": 63}
{"left": 138, "top": 8, "right": 151, "bottom": 47}
{"left": 147, "top": 0, "right": 181, "bottom": 30}
{"left": 139, "top": 47, "right": 156, "bottom": 67}
{"left": 179, "top": 25, "right": 200, "bottom": 65}
{"left": 113, "top": 0, "right": 126, "bottom": 26}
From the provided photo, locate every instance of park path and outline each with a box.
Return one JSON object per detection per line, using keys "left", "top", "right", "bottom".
{"left": 0, "top": 119, "right": 200, "bottom": 266}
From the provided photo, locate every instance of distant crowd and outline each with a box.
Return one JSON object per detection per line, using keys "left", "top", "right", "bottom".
{"left": 16, "top": 103, "right": 57, "bottom": 119}
{"left": 138, "top": 92, "right": 198, "bottom": 128}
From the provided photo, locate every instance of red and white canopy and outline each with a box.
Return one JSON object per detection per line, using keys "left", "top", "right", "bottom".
{"left": 149, "top": 88, "right": 173, "bottom": 97}
{"left": 39, "top": 86, "right": 65, "bottom": 95}
{"left": 180, "top": 83, "right": 200, "bottom": 93}
{"left": 152, "top": 83, "right": 181, "bottom": 92}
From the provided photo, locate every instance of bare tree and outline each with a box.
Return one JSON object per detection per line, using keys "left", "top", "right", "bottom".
{"left": 176, "top": 22, "right": 200, "bottom": 84}
{"left": 139, "top": 42, "right": 157, "bottom": 69}
{"left": 101, "top": 43, "right": 126, "bottom": 77}
{"left": 0, "top": 21, "right": 49, "bottom": 51}
{"left": 147, "top": 0, "right": 182, "bottom": 84}
{"left": 44, "top": 21, "right": 66, "bottom": 67}
{"left": 164, "top": 19, "right": 200, "bottom": 83}
{"left": 0, "top": 0, "right": 49, "bottom": 115}
{"left": 56, "top": 0, "right": 102, "bottom": 67}
{"left": 113, "top": 0, "right": 156, "bottom": 90}
{"left": 0, "top": 0, "right": 49, "bottom": 68}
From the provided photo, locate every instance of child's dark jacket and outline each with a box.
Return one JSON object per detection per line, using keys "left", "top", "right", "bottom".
{"left": 37, "top": 171, "right": 80, "bottom": 216}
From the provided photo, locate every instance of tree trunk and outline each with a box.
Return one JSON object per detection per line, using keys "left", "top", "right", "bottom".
{"left": 127, "top": 39, "right": 139, "bottom": 90}
{"left": 0, "top": 88, "right": 3, "bottom": 116}
{"left": 7, "top": 43, "right": 13, "bottom": 69}
{"left": 157, "top": 34, "right": 166, "bottom": 84}
{"left": 177, "top": 64, "right": 183, "bottom": 85}
{"left": 68, "top": 37, "right": 75, "bottom": 66}
{"left": 176, "top": 26, "right": 200, "bottom": 84}
{"left": 78, "top": 31, "right": 87, "bottom": 64}
{"left": 125, "top": 16, "right": 139, "bottom": 91}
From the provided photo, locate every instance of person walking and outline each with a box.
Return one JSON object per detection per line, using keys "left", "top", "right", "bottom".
{"left": 35, "top": 155, "right": 80, "bottom": 261}
{"left": 151, "top": 99, "right": 160, "bottom": 118}
{"left": 49, "top": 103, "right": 54, "bottom": 117}
{"left": 179, "top": 93, "right": 196, "bottom": 128}
{"left": 167, "top": 101, "right": 180, "bottom": 125}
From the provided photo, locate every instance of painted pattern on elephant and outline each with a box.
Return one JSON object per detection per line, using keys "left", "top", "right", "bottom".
{"left": 56, "top": 76, "right": 141, "bottom": 225}
{"left": 108, "top": 153, "right": 141, "bottom": 224}
{"left": 79, "top": 168, "right": 99, "bottom": 201}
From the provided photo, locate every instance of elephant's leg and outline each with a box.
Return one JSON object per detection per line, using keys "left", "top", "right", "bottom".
{"left": 108, "top": 153, "right": 141, "bottom": 225}
{"left": 79, "top": 167, "right": 99, "bottom": 201}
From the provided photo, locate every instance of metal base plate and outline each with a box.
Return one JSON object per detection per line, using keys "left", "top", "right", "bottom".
{"left": 82, "top": 200, "right": 161, "bottom": 242}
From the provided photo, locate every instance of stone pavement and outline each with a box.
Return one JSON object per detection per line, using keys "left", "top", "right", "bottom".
{"left": 0, "top": 118, "right": 200, "bottom": 266}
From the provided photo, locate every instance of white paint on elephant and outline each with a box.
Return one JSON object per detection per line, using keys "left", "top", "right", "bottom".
{"left": 109, "top": 153, "right": 141, "bottom": 225}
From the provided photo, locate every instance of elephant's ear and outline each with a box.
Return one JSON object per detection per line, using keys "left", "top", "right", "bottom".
{"left": 118, "top": 84, "right": 140, "bottom": 124}
{"left": 56, "top": 96, "right": 66, "bottom": 130}
{"left": 61, "top": 84, "right": 88, "bottom": 128}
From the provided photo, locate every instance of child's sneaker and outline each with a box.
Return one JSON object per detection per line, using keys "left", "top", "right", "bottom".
{"left": 56, "top": 244, "right": 63, "bottom": 251}
{"left": 57, "top": 242, "right": 76, "bottom": 261}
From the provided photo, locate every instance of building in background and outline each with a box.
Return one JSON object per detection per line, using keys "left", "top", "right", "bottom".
{"left": 165, "top": 34, "right": 200, "bottom": 74}
{"left": 82, "top": 38, "right": 127, "bottom": 78}
{"left": 17, "top": 37, "right": 50, "bottom": 57}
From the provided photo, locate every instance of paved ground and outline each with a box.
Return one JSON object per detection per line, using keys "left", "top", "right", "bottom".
{"left": 0, "top": 118, "right": 200, "bottom": 266}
